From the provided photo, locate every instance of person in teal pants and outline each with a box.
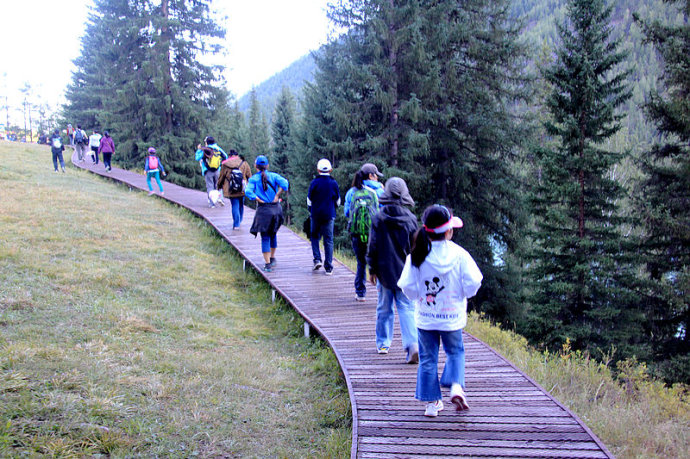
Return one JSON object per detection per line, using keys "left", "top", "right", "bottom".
{"left": 144, "top": 147, "right": 166, "bottom": 195}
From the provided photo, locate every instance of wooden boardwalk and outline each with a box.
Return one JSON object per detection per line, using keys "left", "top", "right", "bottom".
{"left": 71, "top": 154, "right": 614, "bottom": 458}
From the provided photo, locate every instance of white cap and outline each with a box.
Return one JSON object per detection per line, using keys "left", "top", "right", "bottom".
{"left": 317, "top": 158, "right": 332, "bottom": 173}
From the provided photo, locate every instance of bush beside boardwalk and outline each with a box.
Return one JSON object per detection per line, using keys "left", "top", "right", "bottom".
{"left": 0, "top": 142, "right": 350, "bottom": 457}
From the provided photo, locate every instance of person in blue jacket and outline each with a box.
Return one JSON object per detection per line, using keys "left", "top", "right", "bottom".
{"left": 343, "top": 163, "right": 385, "bottom": 301}
{"left": 307, "top": 158, "right": 341, "bottom": 275}
{"left": 144, "top": 147, "right": 166, "bottom": 195}
{"left": 245, "top": 155, "right": 290, "bottom": 273}
{"left": 194, "top": 136, "right": 228, "bottom": 207}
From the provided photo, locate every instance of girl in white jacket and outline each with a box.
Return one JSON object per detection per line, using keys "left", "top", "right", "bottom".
{"left": 397, "top": 205, "right": 483, "bottom": 417}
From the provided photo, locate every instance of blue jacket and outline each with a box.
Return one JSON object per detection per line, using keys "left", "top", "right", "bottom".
{"left": 307, "top": 174, "right": 341, "bottom": 221}
{"left": 245, "top": 171, "right": 290, "bottom": 203}
{"left": 144, "top": 155, "right": 165, "bottom": 174}
{"left": 344, "top": 180, "right": 384, "bottom": 218}
{"left": 195, "top": 143, "right": 227, "bottom": 175}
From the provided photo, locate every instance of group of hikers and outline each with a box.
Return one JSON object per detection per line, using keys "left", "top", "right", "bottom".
{"left": 58, "top": 131, "right": 484, "bottom": 417}
{"left": 187, "top": 135, "right": 484, "bottom": 417}
{"left": 49, "top": 125, "right": 114, "bottom": 173}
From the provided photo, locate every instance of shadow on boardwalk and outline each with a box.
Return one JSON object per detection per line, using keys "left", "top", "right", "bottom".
{"left": 71, "top": 153, "right": 614, "bottom": 458}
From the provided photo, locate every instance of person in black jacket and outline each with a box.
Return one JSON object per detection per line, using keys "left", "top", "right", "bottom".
{"left": 367, "top": 177, "right": 419, "bottom": 363}
{"left": 49, "top": 129, "right": 66, "bottom": 173}
{"left": 307, "top": 158, "right": 341, "bottom": 275}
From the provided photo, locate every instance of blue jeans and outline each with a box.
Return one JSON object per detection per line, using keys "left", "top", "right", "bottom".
{"left": 415, "top": 328, "right": 465, "bottom": 402}
{"left": 311, "top": 217, "right": 334, "bottom": 270}
{"left": 351, "top": 236, "right": 367, "bottom": 297}
{"left": 230, "top": 197, "right": 243, "bottom": 228}
{"left": 376, "top": 282, "right": 417, "bottom": 351}
{"left": 261, "top": 233, "right": 277, "bottom": 253}
{"left": 146, "top": 170, "right": 163, "bottom": 192}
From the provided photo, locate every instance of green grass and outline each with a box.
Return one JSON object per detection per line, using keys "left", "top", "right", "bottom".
{"left": 0, "top": 142, "right": 350, "bottom": 457}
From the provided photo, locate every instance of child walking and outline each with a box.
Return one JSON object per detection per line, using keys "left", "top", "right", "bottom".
{"left": 244, "top": 155, "right": 289, "bottom": 272}
{"left": 144, "top": 147, "right": 166, "bottom": 195}
{"left": 397, "top": 205, "right": 483, "bottom": 417}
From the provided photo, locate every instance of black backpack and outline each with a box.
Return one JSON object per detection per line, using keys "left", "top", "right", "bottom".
{"left": 229, "top": 168, "right": 244, "bottom": 192}
{"left": 74, "top": 130, "right": 86, "bottom": 144}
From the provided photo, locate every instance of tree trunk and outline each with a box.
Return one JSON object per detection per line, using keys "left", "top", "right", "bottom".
{"left": 388, "top": 0, "right": 399, "bottom": 167}
{"left": 161, "top": 0, "right": 173, "bottom": 132}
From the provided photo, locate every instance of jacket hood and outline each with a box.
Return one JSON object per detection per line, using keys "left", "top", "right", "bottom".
{"left": 379, "top": 204, "right": 416, "bottom": 226}
{"left": 425, "top": 240, "right": 463, "bottom": 275}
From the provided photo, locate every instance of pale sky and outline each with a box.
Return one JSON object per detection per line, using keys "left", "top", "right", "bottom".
{"left": 0, "top": 0, "right": 333, "bottom": 128}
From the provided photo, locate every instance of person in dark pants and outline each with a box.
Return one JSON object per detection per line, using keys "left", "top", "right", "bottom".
{"left": 98, "top": 131, "right": 115, "bottom": 172}
{"left": 49, "top": 130, "right": 65, "bottom": 172}
{"left": 307, "top": 158, "right": 341, "bottom": 275}
{"left": 344, "top": 164, "right": 384, "bottom": 301}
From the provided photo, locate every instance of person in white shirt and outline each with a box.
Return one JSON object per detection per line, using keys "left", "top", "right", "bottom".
{"left": 398, "top": 204, "right": 483, "bottom": 417}
{"left": 89, "top": 130, "right": 102, "bottom": 164}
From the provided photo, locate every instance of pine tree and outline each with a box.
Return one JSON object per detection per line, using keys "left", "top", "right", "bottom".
{"left": 247, "top": 89, "right": 271, "bottom": 162}
{"left": 271, "top": 86, "right": 298, "bottom": 223}
{"left": 633, "top": 0, "right": 690, "bottom": 383}
{"left": 525, "top": 0, "right": 641, "bottom": 357}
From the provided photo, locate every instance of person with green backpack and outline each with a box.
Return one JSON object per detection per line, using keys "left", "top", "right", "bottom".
{"left": 343, "top": 163, "right": 384, "bottom": 302}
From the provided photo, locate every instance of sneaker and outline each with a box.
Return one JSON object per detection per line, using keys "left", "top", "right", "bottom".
{"left": 232, "top": 227, "right": 240, "bottom": 231}
{"left": 377, "top": 346, "right": 389, "bottom": 355}
{"left": 450, "top": 384, "right": 470, "bottom": 411}
{"left": 263, "top": 263, "right": 273, "bottom": 273}
{"left": 355, "top": 295, "right": 366, "bottom": 302}
{"left": 148, "top": 191, "right": 154, "bottom": 195}
{"left": 62, "top": 168, "right": 66, "bottom": 173}
{"left": 406, "top": 344, "right": 419, "bottom": 364}
{"left": 218, "top": 198, "right": 225, "bottom": 206}
{"left": 209, "top": 204, "right": 215, "bottom": 208}
{"left": 325, "top": 268, "right": 333, "bottom": 276}
{"left": 160, "top": 191, "right": 164, "bottom": 195}
{"left": 54, "top": 169, "right": 58, "bottom": 173}
{"left": 313, "top": 261, "right": 323, "bottom": 271}
{"left": 270, "top": 257, "right": 277, "bottom": 267}
{"left": 424, "top": 400, "right": 444, "bottom": 417}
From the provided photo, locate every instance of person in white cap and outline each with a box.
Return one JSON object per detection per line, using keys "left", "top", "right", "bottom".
{"left": 398, "top": 204, "right": 483, "bottom": 418}
{"left": 307, "top": 158, "right": 341, "bottom": 274}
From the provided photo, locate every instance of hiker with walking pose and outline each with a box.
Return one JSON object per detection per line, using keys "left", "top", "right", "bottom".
{"left": 367, "top": 177, "right": 419, "bottom": 362}
{"left": 89, "top": 130, "right": 102, "bottom": 164}
{"left": 344, "top": 163, "right": 384, "bottom": 301}
{"left": 217, "top": 149, "right": 251, "bottom": 230}
{"left": 144, "top": 147, "right": 166, "bottom": 195}
{"left": 398, "top": 205, "right": 483, "bottom": 417}
{"left": 307, "top": 158, "right": 341, "bottom": 275}
{"left": 245, "top": 155, "right": 289, "bottom": 273}
{"left": 195, "top": 136, "right": 228, "bottom": 208}
{"left": 98, "top": 131, "right": 115, "bottom": 172}
{"left": 50, "top": 129, "right": 66, "bottom": 173}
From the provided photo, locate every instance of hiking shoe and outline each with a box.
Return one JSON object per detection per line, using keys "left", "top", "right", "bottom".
{"left": 263, "top": 263, "right": 273, "bottom": 273}
{"left": 424, "top": 400, "right": 444, "bottom": 417}
{"left": 270, "top": 257, "right": 277, "bottom": 267}
{"left": 325, "top": 268, "right": 333, "bottom": 276}
{"left": 313, "top": 261, "right": 323, "bottom": 271}
{"left": 450, "top": 384, "right": 470, "bottom": 411}
{"left": 406, "top": 344, "right": 419, "bottom": 364}
{"left": 355, "top": 295, "right": 366, "bottom": 302}
{"left": 377, "top": 346, "right": 389, "bottom": 355}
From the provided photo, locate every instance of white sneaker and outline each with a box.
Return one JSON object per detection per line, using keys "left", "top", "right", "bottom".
{"left": 355, "top": 295, "right": 366, "bottom": 302}
{"left": 424, "top": 400, "right": 444, "bottom": 417}
{"left": 450, "top": 384, "right": 469, "bottom": 411}
{"left": 313, "top": 261, "right": 323, "bottom": 271}
{"left": 218, "top": 198, "right": 225, "bottom": 206}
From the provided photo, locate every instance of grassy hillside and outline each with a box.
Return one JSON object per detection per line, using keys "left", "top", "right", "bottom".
{"left": 0, "top": 142, "right": 350, "bottom": 456}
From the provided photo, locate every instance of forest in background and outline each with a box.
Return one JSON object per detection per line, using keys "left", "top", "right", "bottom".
{"left": 62, "top": 0, "right": 689, "bottom": 384}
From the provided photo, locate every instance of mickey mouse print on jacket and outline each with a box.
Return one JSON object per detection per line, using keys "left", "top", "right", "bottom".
{"left": 398, "top": 240, "right": 483, "bottom": 331}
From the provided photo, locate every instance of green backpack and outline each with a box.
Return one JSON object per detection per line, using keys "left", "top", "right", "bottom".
{"left": 348, "top": 187, "right": 379, "bottom": 243}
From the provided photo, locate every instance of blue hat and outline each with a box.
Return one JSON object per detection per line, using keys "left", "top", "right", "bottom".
{"left": 255, "top": 155, "right": 269, "bottom": 166}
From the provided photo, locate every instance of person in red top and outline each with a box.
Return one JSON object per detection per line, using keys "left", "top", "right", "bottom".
{"left": 98, "top": 131, "right": 115, "bottom": 172}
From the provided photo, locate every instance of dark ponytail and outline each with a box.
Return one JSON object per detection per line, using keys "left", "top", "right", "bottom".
{"left": 410, "top": 227, "right": 447, "bottom": 267}
{"left": 258, "top": 165, "right": 269, "bottom": 192}
{"left": 351, "top": 170, "right": 365, "bottom": 189}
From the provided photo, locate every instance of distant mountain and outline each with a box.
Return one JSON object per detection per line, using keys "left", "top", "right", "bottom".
{"left": 236, "top": 52, "right": 317, "bottom": 121}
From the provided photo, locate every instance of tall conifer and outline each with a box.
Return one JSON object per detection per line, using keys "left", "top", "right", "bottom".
{"left": 634, "top": 0, "right": 690, "bottom": 383}
{"left": 525, "top": 0, "right": 640, "bottom": 357}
